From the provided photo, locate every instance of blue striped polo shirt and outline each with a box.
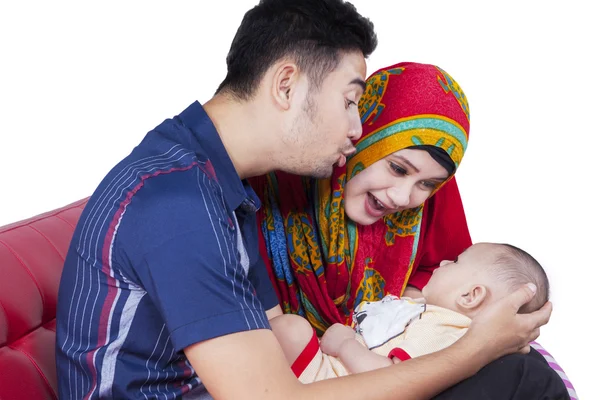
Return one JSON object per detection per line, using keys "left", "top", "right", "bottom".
{"left": 55, "top": 101, "right": 278, "bottom": 399}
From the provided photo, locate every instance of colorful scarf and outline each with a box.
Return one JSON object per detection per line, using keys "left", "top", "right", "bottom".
{"left": 253, "top": 62, "right": 471, "bottom": 334}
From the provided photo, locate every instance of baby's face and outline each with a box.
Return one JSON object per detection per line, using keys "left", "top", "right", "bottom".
{"left": 422, "top": 243, "right": 497, "bottom": 310}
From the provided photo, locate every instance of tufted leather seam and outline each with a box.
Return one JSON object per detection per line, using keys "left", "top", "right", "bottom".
{"left": 28, "top": 225, "right": 65, "bottom": 262}
{"left": 54, "top": 214, "right": 75, "bottom": 230}
{"left": 0, "top": 239, "right": 45, "bottom": 313}
{"left": 0, "top": 298, "right": 8, "bottom": 345}
{"left": 27, "top": 225, "right": 66, "bottom": 325}
{"left": 45, "top": 321, "right": 57, "bottom": 333}
{"left": 8, "top": 345, "right": 58, "bottom": 400}
{"left": 3, "top": 320, "right": 57, "bottom": 348}
{"left": 0, "top": 198, "right": 87, "bottom": 234}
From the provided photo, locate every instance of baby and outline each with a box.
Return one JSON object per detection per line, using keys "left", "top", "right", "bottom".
{"left": 270, "top": 242, "right": 550, "bottom": 383}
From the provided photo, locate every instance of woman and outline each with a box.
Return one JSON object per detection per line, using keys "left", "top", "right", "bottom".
{"left": 252, "top": 62, "right": 472, "bottom": 334}
{"left": 251, "top": 62, "right": 571, "bottom": 399}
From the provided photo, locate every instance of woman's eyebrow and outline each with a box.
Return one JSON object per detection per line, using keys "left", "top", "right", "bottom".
{"left": 393, "top": 155, "right": 420, "bottom": 173}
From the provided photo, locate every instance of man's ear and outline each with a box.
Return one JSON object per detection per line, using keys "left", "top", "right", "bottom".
{"left": 456, "top": 284, "right": 488, "bottom": 311}
{"left": 270, "top": 62, "right": 301, "bottom": 110}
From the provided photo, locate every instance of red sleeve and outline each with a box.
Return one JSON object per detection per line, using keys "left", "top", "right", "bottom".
{"left": 388, "top": 348, "right": 412, "bottom": 361}
{"left": 408, "top": 177, "right": 473, "bottom": 290}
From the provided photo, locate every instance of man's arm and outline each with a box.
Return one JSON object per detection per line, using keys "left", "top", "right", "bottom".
{"left": 266, "top": 305, "right": 283, "bottom": 320}
{"left": 186, "top": 284, "right": 551, "bottom": 400}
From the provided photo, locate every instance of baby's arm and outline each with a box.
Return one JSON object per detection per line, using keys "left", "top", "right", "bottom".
{"left": 337, "top": 338, "right": 394, "bottom": 374}
{"left": 320, "top": 324, "right": 393, "bottom": 374}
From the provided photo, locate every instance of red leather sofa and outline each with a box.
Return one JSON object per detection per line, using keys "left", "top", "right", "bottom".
{"left": 0, "top": 198, "right": 578, "bottom": 399}
{"left": 0, "top": 199, "right": 87, "bottom": 399}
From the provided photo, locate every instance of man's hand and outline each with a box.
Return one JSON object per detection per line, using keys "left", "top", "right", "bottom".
{"left": 463, "top": 283, "right": 552, "bottom": 360}
{"left": 320, "top": 323, "right": 356, "bottom": 357}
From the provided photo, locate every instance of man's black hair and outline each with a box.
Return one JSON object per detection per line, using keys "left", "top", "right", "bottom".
{"left": 216, "top": 0, "right": 377, "bottom": 100}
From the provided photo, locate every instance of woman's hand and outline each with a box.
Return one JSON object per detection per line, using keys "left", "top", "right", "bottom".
{"left": 320, "top": 323, "right": 356, "bottom": 357}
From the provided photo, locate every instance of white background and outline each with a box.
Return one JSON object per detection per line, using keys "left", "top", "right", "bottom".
{"left": 1, "top": 1, "right": 596, "bottom": 397}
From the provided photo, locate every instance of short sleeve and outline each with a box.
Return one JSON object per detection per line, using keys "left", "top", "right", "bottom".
{"left": 139, "top": 227, "right": 270, "bottom": 352}
{"left": 116, "top": 168, "right": 270, "bottom": 352}
{"left": 248, "top": 255, "right": 279, "bottom": 311}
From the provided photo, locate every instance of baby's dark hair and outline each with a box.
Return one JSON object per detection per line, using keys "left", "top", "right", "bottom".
{"left": 490, "top": 244, "right": 549, "bottom": 314}
{"left": 216, "top": 0, "right": 378, "bottom": 100}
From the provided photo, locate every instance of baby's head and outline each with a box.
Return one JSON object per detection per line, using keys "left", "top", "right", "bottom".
{"left": 422, "top": 242, "right": 549, "bottom": 317}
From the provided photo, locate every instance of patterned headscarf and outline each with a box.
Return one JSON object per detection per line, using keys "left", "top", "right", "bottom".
{"left": 255, "top": 62, "right": 470, "bottom": 334}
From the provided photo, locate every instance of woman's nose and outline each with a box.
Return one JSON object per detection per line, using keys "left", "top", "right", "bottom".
{"left": 386, "top": 184, "right": 411, "bottom": 208}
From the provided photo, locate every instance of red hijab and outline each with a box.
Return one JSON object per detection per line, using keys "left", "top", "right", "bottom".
{"left": 252, "top": 62, "right": 472, "bottom": 333}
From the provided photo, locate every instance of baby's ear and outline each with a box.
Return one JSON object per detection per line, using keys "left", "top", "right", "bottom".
{"left": 457, "top": 284, "right": 488, "bottom": 310}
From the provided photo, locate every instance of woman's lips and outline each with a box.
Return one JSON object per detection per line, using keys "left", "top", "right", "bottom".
{"left": 365, "top": 192, "right": 389, "bottom": 218}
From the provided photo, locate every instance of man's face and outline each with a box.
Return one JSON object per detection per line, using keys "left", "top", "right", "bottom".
{"left": 283, "top": 51, "right": 367, "bottom": 178}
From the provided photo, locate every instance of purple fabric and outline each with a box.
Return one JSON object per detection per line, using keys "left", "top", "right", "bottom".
{"left": 531, "top": 341, "right": 578, "bottom": 399}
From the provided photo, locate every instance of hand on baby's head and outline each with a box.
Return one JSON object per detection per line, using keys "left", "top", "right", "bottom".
{"left": 423, "top": 242, "right": 549, "bottom": 317}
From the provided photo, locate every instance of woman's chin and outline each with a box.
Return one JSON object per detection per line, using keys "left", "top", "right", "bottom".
{"left": 346, "top": 208, "right": 379, "bottom": 226}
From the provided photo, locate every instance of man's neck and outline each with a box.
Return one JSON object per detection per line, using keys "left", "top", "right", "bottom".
{"left": 203, "top": 94, "right": 280, "bottom": 179}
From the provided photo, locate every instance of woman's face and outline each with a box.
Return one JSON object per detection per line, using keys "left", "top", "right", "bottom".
{"left": 344, "top": 148, "right": 450, "bottom": 225}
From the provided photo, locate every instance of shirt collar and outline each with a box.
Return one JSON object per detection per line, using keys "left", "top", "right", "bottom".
{"left": 177, "top": 101, "right": 259, "bottom": 211}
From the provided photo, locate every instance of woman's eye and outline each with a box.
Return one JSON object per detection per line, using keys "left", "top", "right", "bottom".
{"left": 389, "top": 162, "right": 407, "bottom": 176}
{"left": 419, "top": 180, "right": 437, "bottom": 190}
{"left": 345, "top": 99, "right": 357, "bottom": 109}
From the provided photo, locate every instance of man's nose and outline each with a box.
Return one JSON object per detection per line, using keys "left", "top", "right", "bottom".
{"left": 348, "top": 110, "right": 362, "bottom": 141}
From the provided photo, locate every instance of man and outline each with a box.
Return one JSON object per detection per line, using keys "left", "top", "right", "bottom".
{"left": 56, "top": 0, "right": 551, "bottom": 399}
